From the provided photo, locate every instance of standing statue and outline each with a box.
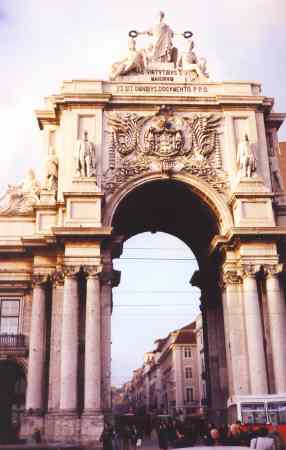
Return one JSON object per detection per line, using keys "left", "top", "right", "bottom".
{"left": 109, "top": 38, "right": 145, "bottom": 80}
{"left": 140, "top": 11, "right": 177, "bottom": 64}
{"left": 75, "top": 131, "right": 96, "bottom": 177}
{"left": 43, "top": 146, "right": 58, "bottom": 191}
{"left": 237, "top": 134, "right": 257, "bottom": 178}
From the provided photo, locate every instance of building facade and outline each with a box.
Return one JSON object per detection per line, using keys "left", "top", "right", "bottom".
{"left": 127, "top": 320, "right": 204, "bottom": 418}
{"left": 0, "top": 13, "right": 286, "bottom": 446}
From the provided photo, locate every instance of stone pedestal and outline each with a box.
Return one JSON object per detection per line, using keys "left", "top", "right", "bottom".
{"left": 20, "top": 413, "right": 44, "bottom": 441}
{"left": 81, "top": 412, "right": 104, "bottom": 448}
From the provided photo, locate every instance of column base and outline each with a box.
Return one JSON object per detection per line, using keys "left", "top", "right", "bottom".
{"left": 20, "top": 412, "right": 44, "bottom": 441}
{"left": 81, "top": 411, "right": 104, "bottom": 448}
{"left": 45, "top": 411, "right": 80, "bottom": 444}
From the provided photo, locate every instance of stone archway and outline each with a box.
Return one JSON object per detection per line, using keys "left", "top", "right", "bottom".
{"left": 104, "top": 176, "right": 231, "bottom": 422}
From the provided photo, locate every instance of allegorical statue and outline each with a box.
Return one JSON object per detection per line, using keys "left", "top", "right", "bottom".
{"left": 75, "top": 131, "right": 96, "bottom": 177}
{"left": 237, "top": 134, "right": 257, "bottom": 178}
{"left": 140, "top": 11, "right": 177, "bottom": 64}
{"left": 109, "top": 38, "right": 145, "bottom": 80}
{"left": 43, "top": 146, "right": 58, "bottom": 191}
{"left": 0, "top": 169, "right": 40, "bottom": 215}
{"left": 178, "top": 39, "right": 209, "bottom": 78}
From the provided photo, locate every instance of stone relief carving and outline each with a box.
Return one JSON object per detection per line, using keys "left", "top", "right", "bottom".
{"left": 74, "top": 131, "right": 96, "bottom": 177}
{"left": 43, "top": 146, "right": 58, "bottom": 191}
{"left": 103, "top": 106, "right": 227, "bottom": 194}
{"left": 0, "top": 169, "right": 40, "bottom": 216}
{"left": 236, "top": 134, "right": 257, "bottom": 178}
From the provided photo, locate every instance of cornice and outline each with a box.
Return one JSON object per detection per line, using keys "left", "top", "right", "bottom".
{"left": 210, "top": 226, "right": 286, "bottom": 253}
{"left": 52, "top": 226, "right": 112, "bottom": 239}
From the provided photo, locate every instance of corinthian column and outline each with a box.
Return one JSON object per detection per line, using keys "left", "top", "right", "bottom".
{"left": 26, "top": 275, "right": 47, "bottom": 412}
{"left": 242, "top": 265, "right": 268, "bottom": 395}
{"left": 265, "top": 264, "right": 286, "bottom": 393}
{"left": 222, "top": 269, "right": 249, "bottom": 396}
{"left": 84, "top": 268, "right": 101, "bottom": 412}
{"left": 60, "top": 268, "right": 79, "bottom": 411}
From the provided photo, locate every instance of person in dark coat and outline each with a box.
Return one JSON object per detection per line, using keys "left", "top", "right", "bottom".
{"left": 100, "top": 424, "right": 114, "bottom": 450}
{"left": 157, "top": 422, "right": 169, "bottom": 450}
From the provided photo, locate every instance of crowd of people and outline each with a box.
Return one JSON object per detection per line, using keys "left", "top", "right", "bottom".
{"left": 100, "top": 419, "right": 285, "bottom": 450}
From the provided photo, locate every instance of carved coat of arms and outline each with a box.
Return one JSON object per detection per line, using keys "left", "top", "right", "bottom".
{"left": 104, "top": 106, "right": 226, "bottom": 194}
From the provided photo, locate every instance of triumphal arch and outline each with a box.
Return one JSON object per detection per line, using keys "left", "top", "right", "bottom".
{"left": 0, "top": 12, "right": 286, "bottom": 446}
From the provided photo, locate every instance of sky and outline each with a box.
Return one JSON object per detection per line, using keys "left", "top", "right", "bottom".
{"left": 1, "top": 0, "right": 286, "bottom": 385}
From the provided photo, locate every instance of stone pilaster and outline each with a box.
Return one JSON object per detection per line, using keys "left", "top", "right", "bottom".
{"left": 241, "top": 264, "right": 268, "bottom": 395}
{"left": 264, "top": 264, "right": 286, "bottom": 393}
{"left": 84, "top": 267, "right": 101, "bottom": 412}
{"left": 26, "top": 274, "right": 47, "bottom": 412}
{"left": 60, "top": 267, "right": 79, "bottom": 412}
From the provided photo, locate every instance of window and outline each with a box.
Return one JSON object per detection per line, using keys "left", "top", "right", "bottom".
{"left": 184, "top": 347, "right": 192, "bottom": 358}
{"left": 0, "top": 299, "right": 20, "bottom": 334}
{"left": 186, "top": 387, "right": 194, "bottom": 402}
{"left": 185, "top": 367, "right": 192, "bottom": 379}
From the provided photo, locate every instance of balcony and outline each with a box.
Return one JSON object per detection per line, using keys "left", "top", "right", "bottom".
{"left": 184, "top": 400, "right": 199, "bottom": 406}
{"left": 0, "top": 334, "right": 28, "bottom": 356}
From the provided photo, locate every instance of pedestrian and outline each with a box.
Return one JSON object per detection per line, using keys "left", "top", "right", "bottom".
{"left": 250, "top": 427, "right": 276, "bottom": 450}
{"left": 121, "top": 425, "right": 131, "bottom": 450}
{"left": 100, "top": 424, "right": 113, "bottom": 450}
{"left": 158, "top": 422, "right": 169, "bottom": 450}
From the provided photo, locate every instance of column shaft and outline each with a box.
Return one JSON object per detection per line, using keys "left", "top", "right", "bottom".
{"left": 84, "top": 275, "right": 101, "bottom": 411}
{"left": 26, "top": 282, "right": 46, "bottom": 411}
{"left": 101, "top": 281, "right": 112, "bottom": 411}
{"left": 266, "top": 273, "right": 286, "bottom": 393}
{"left": 60, "top": 274, "right": 79, "bottom": 411}
{"left": 243, "top": 274, "right": 268, "bottom": 394}
{"left": 223, "top": 279, "right": 249, "bottom": 395}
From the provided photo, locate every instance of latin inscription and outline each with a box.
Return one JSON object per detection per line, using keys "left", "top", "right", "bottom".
{"left": 115, "top": 84, "right": 209, "bottom": 94}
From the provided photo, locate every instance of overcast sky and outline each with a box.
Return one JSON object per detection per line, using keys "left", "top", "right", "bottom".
{"left": 1, "top": 0, "right": 286, "bottom": 385}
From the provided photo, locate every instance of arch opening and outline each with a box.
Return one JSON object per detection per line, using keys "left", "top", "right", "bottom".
{"left": 109, "top": 179, "right": 228, "bottom": 422}
{"left": 111, "top": 179, "right": 220, "bottom": 266}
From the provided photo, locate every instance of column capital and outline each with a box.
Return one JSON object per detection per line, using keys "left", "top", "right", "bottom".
{"left": 263, "top": 264, "right": 283, "bottom": 278}
{"left": 83, "top": 265, "right": 102, "bottom": 279}
{"left": 101, "top": 270, "right": 121, "bottom": 287}
{"left": 222, "top": 269, "right": 242, "bottom": 286}
{"left": 51, "top": 270, "right": 65, "bottom": 286}
{"left": 240, "top": 264, "right": 260, "bottom": 279}
{"left": 31, "top": 274, "right": 49, "bottom": 288}
{"left": 62, "top": 266, "right": 80, "bottom": 279}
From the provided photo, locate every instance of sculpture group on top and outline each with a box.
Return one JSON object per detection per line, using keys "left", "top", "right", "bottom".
{"left": 109, "top": 12, "right": 209, "bottom": 81}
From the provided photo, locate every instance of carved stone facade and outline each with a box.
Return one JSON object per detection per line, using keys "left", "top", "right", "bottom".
{"left": 0, "top": 18, "right": 286, "bottom": 447}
